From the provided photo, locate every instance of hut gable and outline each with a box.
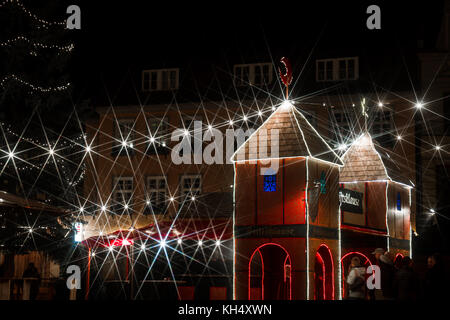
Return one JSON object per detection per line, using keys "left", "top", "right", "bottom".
{"left": 340, "top": 132, "right": 411, "bottom": 186}
{"left": 231, "top": 103, "right": 343, "bottom": 166}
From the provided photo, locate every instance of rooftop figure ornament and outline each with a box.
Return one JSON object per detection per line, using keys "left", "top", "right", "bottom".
{"left": 279, "top": 57, "right": 293, "bottom": 99}
{"left": 361, "top": 97, "right": 369, "bottom": 132}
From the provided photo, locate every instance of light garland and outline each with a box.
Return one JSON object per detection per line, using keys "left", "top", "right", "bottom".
{"left": 338, "top": 190, "right": 342, "bottom": 300}
{"left": 0, "top": 35, "right": 74, "bottom": 52}
{"left": 305, "top": 156, "right": 310, "bottom": 300}
{"left": 0, "top": 74, "right": 71, "bottom": 92}
{"left": 0, "top": 0, "right": 66, "bottom": 28}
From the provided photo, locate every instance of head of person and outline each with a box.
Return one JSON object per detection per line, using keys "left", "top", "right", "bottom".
{"left": 372, "top": 248, "right": 385, "bottom": 260}
{"left": 427, "top": 256, "right": 436, "bottom": 269}
{"left": 351, "top": 256, "right": 361, "bottom": 268}
{"left": 428, "top": 253, "right": 442, "bottom": 269}
{"left": 401, "top": 256, "right": 412, "bottom": 269}
{"left": 28, "top": 263, "right": 35, "bottom": 269}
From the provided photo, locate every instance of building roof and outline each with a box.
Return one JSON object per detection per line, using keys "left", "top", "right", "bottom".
{"left": 231, "top": 102, "right": 344, "bottom": 166}
{"left": 339, "top": 132, "right": 412, "bottom": 186}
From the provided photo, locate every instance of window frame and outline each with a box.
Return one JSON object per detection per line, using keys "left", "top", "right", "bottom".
{"left": 180, "top": 174, "right": 202, "bottom": 198}
{"left": 146, "top": 116, "right": 170, "bottom": 155}
{"left": 146, "top": 176, "right": 168, "bottom": 214}
{"left": 142, "top": 68, "right": 180, "bottom": 91}
{"left": 112, "top": 119, "right": 135, "bottom": 156}
{"left": 233, "top": 63, "right": 273, "bottom": 86}
{"left": 316, "top": 57, "right": 359, "bottom": 82}
{"left": 111, "top": 177, "right": 133, "bottom": 213}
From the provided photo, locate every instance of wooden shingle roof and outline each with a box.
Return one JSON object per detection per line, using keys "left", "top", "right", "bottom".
{"left": 340, "top": 132, "right": 412, "bottom": 186}
{"left": 231, "top": 103, "right": 343, "bottom": 166}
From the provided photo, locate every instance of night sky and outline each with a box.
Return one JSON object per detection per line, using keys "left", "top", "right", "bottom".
{"left": 69, "top": 0, "right": 444, "bottom": 104}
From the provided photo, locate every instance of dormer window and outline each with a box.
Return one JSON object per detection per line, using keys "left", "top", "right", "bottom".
{"left": 316, "top": 57, "right": 358, "bottom": 82}
{"left": 234, "top": 63, "right": 273, "bottom": 86}
{"left": 142, "top": 68, "right": 179, "bottom": 91}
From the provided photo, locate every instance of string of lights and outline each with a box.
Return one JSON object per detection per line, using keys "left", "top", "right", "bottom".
{"left": 0, "top": 74, "right": 71, "bottom": 92}
{"left": 0, "top": 35, "right": 74, "bottom": 52}
{"left": 0, "top": 0, "right": 66, "bottom": 28}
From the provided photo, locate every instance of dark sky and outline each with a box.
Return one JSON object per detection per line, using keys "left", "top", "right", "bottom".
{"left": 67, "top": 0, "right": 444, "bottom": 102}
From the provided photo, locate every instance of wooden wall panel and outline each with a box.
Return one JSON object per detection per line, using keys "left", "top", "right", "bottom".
{"left": 366, "top": 182, "right": 387, "bottom": 231}
{"left": 284, "top": 158, "right": 306, "bottom": 225}
{"left": 235, "top": 163, "right": 256, "bottom": 226}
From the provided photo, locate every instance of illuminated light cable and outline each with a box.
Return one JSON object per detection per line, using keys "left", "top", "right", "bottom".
{"left": 305, "top": 157, "right": 310, "bottom": 300}
{"left": 338, "top": 188, "right": 342, "bottom": 300}
{"left": 0, "top": 0, "right": 67, "bottom": 27}
{"left": 408, "top": 188, "right": 412, "bottom": 259}
{"left": 386, "top": 182, "right": 390, "bottom": 252}
{"left": 0, "top": 74, "right": 71, "bottom": 92}
{"left": 232, "top": 163, "right": 237, "bottom": 300}
{"left": 0, "top": 36, "right": 74, "bottom": 52}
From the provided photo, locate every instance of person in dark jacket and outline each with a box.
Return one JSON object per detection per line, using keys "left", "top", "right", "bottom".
{"left": 393, "top": 257, "right": 418, "bottom": 300}
{"left": 424, "top": 253, "right": 446, "bottom": 300}
{"left": 371, "top": 248, "right": 395, "bottom": 300}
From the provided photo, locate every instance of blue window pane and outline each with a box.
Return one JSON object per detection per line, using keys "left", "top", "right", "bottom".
{"left": 263, "top": 174, "right": 276, "bottom": 192}
{"left": 397, "top": 192, "right": 401, "bottom": 211}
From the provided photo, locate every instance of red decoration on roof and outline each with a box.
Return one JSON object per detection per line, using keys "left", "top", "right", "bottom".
{"left": 279, "top": 57, "right": 293, "bottom": 87}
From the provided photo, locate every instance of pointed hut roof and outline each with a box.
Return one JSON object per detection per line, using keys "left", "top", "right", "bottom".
{"left": 339, "top": 132, "right": 412, "bottom": 186}
{"left": 231, "top": 102, "right": 343, "bottom": 166}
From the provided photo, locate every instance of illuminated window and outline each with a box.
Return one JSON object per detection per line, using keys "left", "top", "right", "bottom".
{"left": 397, "top": 192, "right": 401, "bottom": 211}
{"left": 146, "top": 176, "right": 167, "bottom": 214}
{"left": 180, "top": 115, "right": 203, "bottom": 155}
{"left": 112, "top": 177, "right": 133, "bottom": 213}
{"left": 181, "top": 174, "right": 202, "bottom": 197}
{"left": 147, "top": 117, "right": 170, "bottom": 155}
{"left": 263, "top": 174, "right": 276, "bottom": 192}
{"left": 112, "top": 119, "right": 135, "bottom": 156}
{"left": 234, "top": 63, "right": 273, "bottom": 86}
{"left": 142, "top": 68, "right": 179, "bottom": 91}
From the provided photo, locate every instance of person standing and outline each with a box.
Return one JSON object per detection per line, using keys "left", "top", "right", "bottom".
{"left": 346, "top": 256, "right": 366, "bottom": 300}
{"left": 424, "top": 253, "right": 446, "bottom": 300}
{"left": 393, "top": 257, "right": 418, "bottom": 300}
{"left": 371, "top": 248, "right": 395, "bottom": 300}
